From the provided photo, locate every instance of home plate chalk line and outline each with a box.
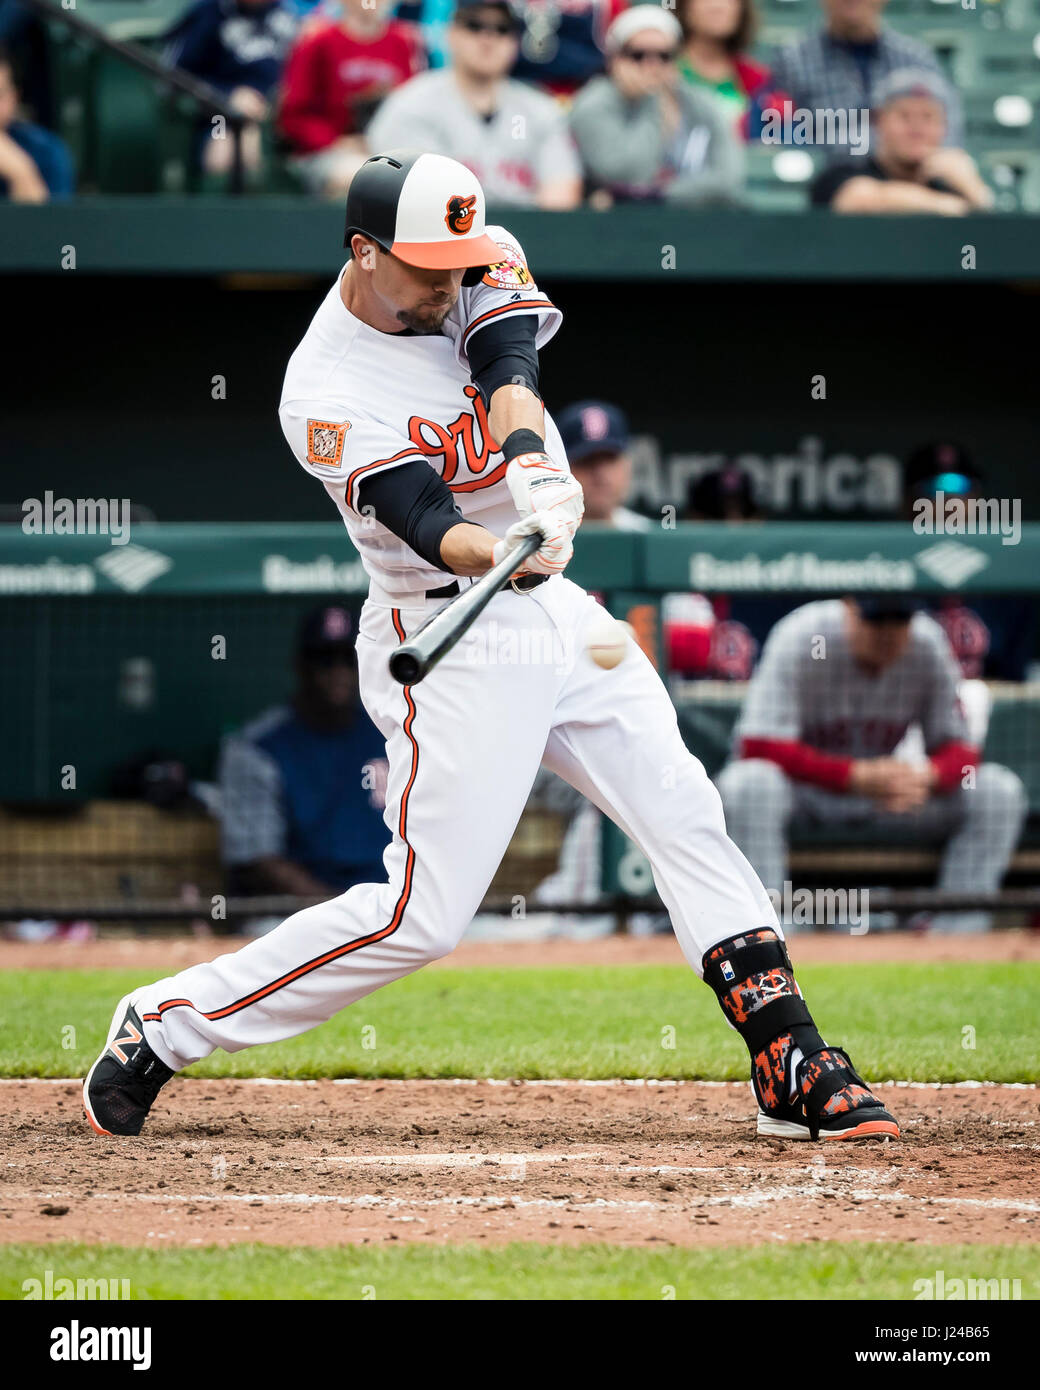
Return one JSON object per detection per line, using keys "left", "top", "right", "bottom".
{"left": 10, "top": 1185, "right": 1040, "bottom": 1215}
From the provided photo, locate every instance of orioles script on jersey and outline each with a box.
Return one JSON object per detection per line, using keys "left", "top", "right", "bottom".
{"left": 279, "top": 225, "right": 568, "bottom": 600}
{"left": 408, "top": 385, "right": 501, "bottom": 489}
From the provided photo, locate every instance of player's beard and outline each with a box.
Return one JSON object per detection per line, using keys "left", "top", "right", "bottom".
{"left": 396, "top": 300, "right": 453, "bottom": 335}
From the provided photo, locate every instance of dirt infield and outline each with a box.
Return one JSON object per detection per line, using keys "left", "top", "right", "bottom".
{"left": 4, "top": 933, "right": 1037, "bottom": 1253}
{"left": 3, "top": 927, "right": 1040, "bottom": 973}
{"left": 3, "top": 1079, "right": 1037, "bottom": 1249}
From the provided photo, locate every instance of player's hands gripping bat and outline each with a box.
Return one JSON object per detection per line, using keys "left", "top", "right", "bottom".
{"left": 500, "top": 448, "right": 584, "bottom": 577}
{"left": 388, "top": 530, "right": 542, "bottom": 686}
{"left": 389, "top": 439, "right": 583, "bottom": 685}
{"left": 491, "top": 509, "right": 573, "bottom": 575}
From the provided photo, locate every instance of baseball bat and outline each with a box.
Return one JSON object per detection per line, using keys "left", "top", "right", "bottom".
{"left": 388, "top": 531, "right": 543, "bottom": 686}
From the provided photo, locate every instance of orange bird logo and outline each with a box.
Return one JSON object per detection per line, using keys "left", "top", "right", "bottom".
{"left": 445, "top": 195, "right": 477, "bottom": 235}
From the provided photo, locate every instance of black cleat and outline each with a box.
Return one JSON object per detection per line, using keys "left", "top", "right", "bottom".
{"left": 755, "top": 1039, "right": 900, "bottom": 1143}
{"left": 82, "top": 994, "right": 174, "bottom": 1136}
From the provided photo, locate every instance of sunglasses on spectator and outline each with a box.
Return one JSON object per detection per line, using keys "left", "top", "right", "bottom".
{"left": 620, "top": 47, "right": 676, "bottom": 63}
{"left": 458, "top": 17, "right": 516, "bottom": 35}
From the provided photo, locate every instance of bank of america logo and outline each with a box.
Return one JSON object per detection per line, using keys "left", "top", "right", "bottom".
{"left": 915, "top": 542, "right": 990, "bottom": 589}
{"left": 94, "top": 544, "right": 173, "bottom": 593}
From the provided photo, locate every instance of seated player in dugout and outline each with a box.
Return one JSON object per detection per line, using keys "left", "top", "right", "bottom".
{"left": 218, "top": 606, "right": 389, "bottom": 915}
{"left": 717, "top": 594, "right": 1027, "bottom": 934}
{"left": 85, "top": 149, "right": 900, "bottom": 1146}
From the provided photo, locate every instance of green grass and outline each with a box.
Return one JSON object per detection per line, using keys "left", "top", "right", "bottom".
{"left": 1, "top": 963, "right": 1036, "bottom": 1082}
{"left": 1, "top": 1241, "right": 1037, "bottom": 1300}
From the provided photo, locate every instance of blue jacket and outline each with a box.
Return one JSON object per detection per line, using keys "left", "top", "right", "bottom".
{"left": 219, "top": 704, "right": 390, "bottom": 892}
{"left": 1, "top": 120, "right": 74, "bottom": 198}
{"left": 163, "top": 0, "right": 298, "bottom": 97}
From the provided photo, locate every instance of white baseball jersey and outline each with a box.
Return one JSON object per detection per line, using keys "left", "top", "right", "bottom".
{"left": 279, "top": 226, "right": 563, "bottom": 599}
{"left": 130, "top": 215, "right": 780, "bottom": 1078}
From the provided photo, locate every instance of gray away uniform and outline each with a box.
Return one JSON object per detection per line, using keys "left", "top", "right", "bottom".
{"left": 716, "top": 601, "right": 1026, "bottom": 931}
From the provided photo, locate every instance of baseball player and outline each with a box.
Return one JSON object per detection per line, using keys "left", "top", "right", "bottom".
{"left": 718, "top": 595, "right": 1027, "bottom": 932}
{"left": 84, "top": 150, "right": 898, "bottom": 1144}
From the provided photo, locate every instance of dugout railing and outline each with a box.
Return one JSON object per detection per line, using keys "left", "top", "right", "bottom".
{"left": 18, "top": 0, "right": 255, "bottom": 194}
{"left": 2, "top": 521, "right": 1039, "bottom": 930}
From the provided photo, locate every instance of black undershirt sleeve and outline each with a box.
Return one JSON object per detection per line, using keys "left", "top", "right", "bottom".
{"left": 357, "top": 458, "right": 469, "bottom": 573}
{"left": 467, "top": 313, "right": 540, "bottom": 406}
{"left": 356, "top": 317, "right": 542, "bottom": 572}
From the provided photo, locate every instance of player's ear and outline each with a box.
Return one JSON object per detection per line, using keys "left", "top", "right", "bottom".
{"left": 352, "top": 235, "right": 380, "bottom": 272}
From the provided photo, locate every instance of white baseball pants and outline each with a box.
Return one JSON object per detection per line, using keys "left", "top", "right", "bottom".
{"left": 138, "top": 576, "right": 779, "bottom": 1069}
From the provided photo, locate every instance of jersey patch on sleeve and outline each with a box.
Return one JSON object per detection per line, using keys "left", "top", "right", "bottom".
{"left": 306, "top": 419, "right": 351, "bottom": 469}
{"left": 482, "top": 245, "right": 533, "bottom": 290}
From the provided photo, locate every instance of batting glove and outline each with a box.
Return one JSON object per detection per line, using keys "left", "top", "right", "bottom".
{"left": 492, "top": 510, "right": 573, "bottom": 576}
{"left": 504, "top": 452, "right": 585, "bottom": 536}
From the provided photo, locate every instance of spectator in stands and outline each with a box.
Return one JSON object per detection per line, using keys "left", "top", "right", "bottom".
{"left": 280, "top": 0, "right": 425, "bottom": 196}
{"left": 510, "top": 0, "right": 625, "bottom": 97}
{"left": 164, "top": 0, "right": 298, "bottom": 177}
{"left": 769, "top": 0, "right": 964, "bottom": 162}
{"left": 218, "top": 606, "right": 389, "bottom": 906}
{"left": 717, "top": 595, "right": 1026, "bottom": 931}
{"left": 569, "top": 5, "right": 743, "bottom": 206}
{"left": 557, "top": 401, "right": 650, "bottom": 531}
{"left": 0, "top": 44, "right": 73, "bottom": 201}
{"left": 366, "top": 0, "right": 582, "bottom": 207}
{"left": 812, "top": 69, "right": 992, "bottom": 213}
{"left": 677, "top": 0, "right": 773, "bottom": 139}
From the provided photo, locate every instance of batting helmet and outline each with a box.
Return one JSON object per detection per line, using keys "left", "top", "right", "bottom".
{"left": 343, "top": 150, "right": 503, "bottom": 271}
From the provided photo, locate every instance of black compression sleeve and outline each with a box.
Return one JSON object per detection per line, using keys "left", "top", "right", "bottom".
{"left": 357, "top": 458, "right": 468, "bottom": 573}
{"left": 468, "top": 314, "right": 540, "bottom": 406}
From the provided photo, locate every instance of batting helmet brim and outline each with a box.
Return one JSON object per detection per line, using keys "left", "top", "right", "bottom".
{"left": 388, "top": 233, "right": 504, "bottom": 270}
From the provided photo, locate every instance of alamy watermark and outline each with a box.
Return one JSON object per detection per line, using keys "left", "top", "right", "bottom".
{"left": 22, "top": 491, "right": 131, "bottom": 546}
{"left": 769, "top": 882, "right": 869, "bottom": 934}
{"left": 463, "top": 619, "right": 575, "bottom": 674}
{"left": 50, "top": 1321, "right": 151, "bottom": 1371}
{"left": 23, "top": 1268, "right": 131, "bottom": 1300}
{"left": 911, "top": 493, "right": 1021, "bottom": 546}
{"left": 761, "top": 103, "right": 869, "bottom": 158}
{"left": 913, "top": 1268, "right": 1022, "bottom": 1300}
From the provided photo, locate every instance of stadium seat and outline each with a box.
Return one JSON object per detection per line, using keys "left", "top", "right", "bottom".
{"left": 73, "top": 0, "right": 190, "bottom": 43}
{"left": 964, "top": 88, "right": 1038, "bottom": 147}
{"left": 46, "top": 26, "right": 93, "bottom": 183}
{"left": 92, "top": 53, "right": 164, "bottom": 192}
{"left": 744, "top": 145, "right": 820, "bottom": 212}
{"left": 972, "top": 28, "right": 1040, "bottom": 91}
{"left": 891, "top": 18, "right": 975, "bottom": 85}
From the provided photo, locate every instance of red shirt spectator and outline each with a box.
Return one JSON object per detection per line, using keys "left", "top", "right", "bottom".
{"left": 279, "top": 0, "right": 424, "bottom": 192}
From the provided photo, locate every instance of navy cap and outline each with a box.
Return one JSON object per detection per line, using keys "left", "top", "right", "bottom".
{"left": 297, "top": 605, "right": 355, "bottom": 655}
{"left": 556, "top": 400, "right": 630, "bottom": 464}
{"left": 855, "top": 594, "right": 919, "bottom": 622}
